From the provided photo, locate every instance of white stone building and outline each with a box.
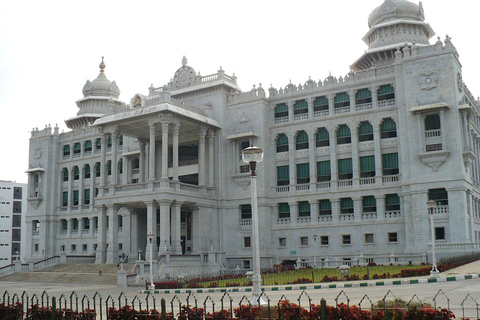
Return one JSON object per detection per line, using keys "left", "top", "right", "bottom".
{"left": 25, "top": 0, "right": 480, "bottom": 276}
{"left": 0, "top": 181, "right": 27, "bottom": 267}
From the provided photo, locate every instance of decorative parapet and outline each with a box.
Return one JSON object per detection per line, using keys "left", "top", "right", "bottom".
{"left": 142, "top": 92, "right": 206, "bottom": 117}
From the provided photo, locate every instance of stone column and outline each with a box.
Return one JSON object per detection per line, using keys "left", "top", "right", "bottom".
{"left": 288, "top": 101, "right": 294, "bottom": 122}
{"left": 310, "top": 200, "right": 319, "bottom": 225}
{"left": 208, "top": 130, "right": 215, "bottom": 187}
{"left": 149, "top": 123, "right": 156, "bottom": 182}
{"left": 416, "top": 114, "right": 424, "bottom": 152}
{"left": 172, "top": 123, "right": 180, "bottom": 182}
{"left": 350, "top": 90, "right": 356, "bottom": 111}
{"left": 139, "top": 140, "right": 146, "bottom": 183}
{"left": 328, "top": 125, "right": 338, "bottom": 186}
{"left": 331, "top": 199, "right": 340, "bottom": 222}
{"left": 353, "top": 197, "right": 362, "bottom": 219}
{"left": 158, "top": 201, "right": 171, "bottom": 253}
{"left": 440, "top": 110, "right": 446, "bottom": 149}
{"left": 122, "top": 157, "right": 128, "bottom": 185}
{"left": 288, "top": 133, "right": 296, "bottom": 186}
{"left": 95, "top": 205, "right": 107, "bottom": 264}
{"left": 308, "top": 128, "right": 316, "bottom": 189}
{"left": 100, "top": 133, "right": 107, "bottom": 188}
{"left": 351, "top": 122, "right": 359, "bottom": 186}
{"left": 171, "top": 201, "right": 183, "bottom": 254}
{"left": 128, "top": 209, "right": 138, "bottom": 258}
{"left": 328, "top": 94, "right": 334, "bottom": 116}
{"left": 373, "top": 119, "right": 382, "bottom": 184}
{"left": 79, "top": 165, "right": 84, "bottom": 206}
{"left": 376, "top": 195, "right": 385, "bottom": 221}
{"left": 198, "top": 127, "right": 207, "bottom": 187}
{"left": 308, "top": 97, "right": 314, "bottom": 119}
{"left": 106, "top": 205, "right": 119, "bottom": 263}
{"left": 371, "top": 86, "right": 378, "bottom": 109}
{"left": 289, "top": 202, "right": 297, "bottom": 225}
{"left": 145, "top": 200, "right": 158, "bottom": 261}
{"left": 111, "top": 130, "right": 118, "bottom": 186}
{"left": 67, "top": 168, "right": 73, "bottom": 209}
{"left": 89, "top": 164, "right": 95, "bottom": 210}
{"left": 70, "top": 143, "right": 74, "bottom": 160}
{"left": 161, "top": 120, "right": 170, "bottom": 181}
{"left": 462, "top": 111, "right": 470, "bottom": 151}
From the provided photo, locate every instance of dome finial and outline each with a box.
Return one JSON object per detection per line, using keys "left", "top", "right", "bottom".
{"left": 182, "top": 56, "right": 187, "bottom": 67}
{"left": 99, "top": 56, "right": 105, "bottom": 73}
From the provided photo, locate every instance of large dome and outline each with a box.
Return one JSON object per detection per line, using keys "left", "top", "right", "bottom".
{"left": 368, "top": 0, "right": 425, "bottom": 28}
{"left": 82, "top": 57, "right": 120, "bottom": 98}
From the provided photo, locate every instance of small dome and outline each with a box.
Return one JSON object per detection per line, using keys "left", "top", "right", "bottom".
{"left": 82, "top": 57, "right": 120, "bottom": 98}
{"left": 368, "top": 0, "right": 424, "bottom": 28}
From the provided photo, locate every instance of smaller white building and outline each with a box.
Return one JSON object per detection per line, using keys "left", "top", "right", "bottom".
{"left": 0, "top": 181, "right": 27, "bottom": 267}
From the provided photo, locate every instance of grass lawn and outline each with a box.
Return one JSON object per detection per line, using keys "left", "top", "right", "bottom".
{"left": 197, "top": 265, "right": 430, "bottom": 288}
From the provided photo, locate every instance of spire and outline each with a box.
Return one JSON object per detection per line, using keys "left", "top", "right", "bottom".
{"left": 99, "top": 56, "right": 105, "bottom": 73}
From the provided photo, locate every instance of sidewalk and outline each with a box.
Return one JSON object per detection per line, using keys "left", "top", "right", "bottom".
{"left": 139, "top": 260, "right": 480, "bottom": 294}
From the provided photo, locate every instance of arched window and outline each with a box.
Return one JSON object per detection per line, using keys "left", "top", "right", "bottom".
{"left": 73, "top": 166, "right": 79, "bottom": 180}
{"left": 377, "top": 85, "right": 395, "bottom": 101}
{"left": 425, "top": 114, "right": 441, "bottom": 130}
{"left": 63, "top": 145, "right": 70, "bottom": 157}
{"left": 62, "top": 168, "right": 68, "bottom": 182}
{"left": 381, "top": 118, "right": 397, "bottom": 139}
{"left": 84, "top": 164, "right": 91, "bottom": 179}
{"left": 73, "top": 143, "right": 81, "bottom": 155}
{"left": 95, "top": 162, "right": 101, "bottom": 177}
{"left": 275, "top": 103, "right": 288, "bottom": 119}
{"left": 355, "top": 88, "right": 372, "bottom": 105}
{"left": 337, "top": 125, "right": 351, "bottom": 145}
{"left": 84, "top": 140, "right": 92, "bottom": 153}
{"left": 334, "top": 92, "right": 350, "bottom": 108}
{"left": 296, "top": 131, "right": 309, "bottom": 150}
{"left": 95, "top": 138, "right": 101, "bottom": 151}
{"left": 316, "top": 128, "right": 329, "bottom": 147}
{"left": 119, "top": 135, "right": 123, "bottom": 146}
{"left": 294, "top": 100, "right": 308, "bottom": 115}
{"left": 358, "top": 121, "right": 373, "bottom": 141}
{"left": 276, "top": 134, "right": 289, "bottom": 153}
{"left": 314, "top": 96, "right": 328, "bottom": 112}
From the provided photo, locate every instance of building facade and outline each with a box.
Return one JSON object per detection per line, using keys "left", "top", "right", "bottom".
{"left": 26, "top": 0, "right": 480, "bottom": 276}
{"left": 0, "top": 181, "right": 27, "bottom": 267}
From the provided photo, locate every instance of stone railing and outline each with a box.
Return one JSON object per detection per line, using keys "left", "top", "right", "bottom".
{"left": 297, "top": 217, "right": 311, "bottom": 224}
{"left": 314, "top": 110, "right": 329, "bottom": 118}
{"left": 274, "top": 116, "right": 289, "bottom": 124}
{"left": 360, "top": 177, "right": 375, "bottom": 185}
{"left": 240, "top": 219, "right": 252, "bottom": 226}
{"left": 296, "top": 184, "right": 310, "bottom": 191}
{"left": 383, "top": 175, "right": 399, "bottom": 183}
{"left": 316, "top": 182, "right": 331, "bottom": 189}
{"left": 0, "top": 264, "right": 15, "bottom": 278}
{"left": 277, "top": 218, "right": 291, "bottom": 225}
{"left": 378, "top": 99, "right": 396, "bottom": 108}
{"left": 334, "top": 106, "right": 351, "bottom": 114}
{"left": 294, "top": 113, "right": 309, "bottom": 121}
{"left": 385, "top": 210, "right": 402, "bottom": 219}
{"left": 432, "top": 242, "right": 480, "bottom": 252}
{"left": 318, "top": 215, "right": 332, "bottom": 222}
{"left": 356, "top": 102, "right": 373, "bottom": 111}
{"left": 425, "top": 129, "right": 442, "bottom": 138}
{"left": 362, "top": 212, "right": 377, "bottom": 220}
{"left": 33, "top": 255, "right": 61, "bottom": 271}
{"left": 339, "top": 214, "right": 354, "bottom": 221}
{"left": 433, "top": 205, "right": 449, "bottom": 215}
{"left": 276, "top": 186, "right": 290, "bottom": 193}
{"left": 338, "top": 180, "right": 353, "bottom": 187}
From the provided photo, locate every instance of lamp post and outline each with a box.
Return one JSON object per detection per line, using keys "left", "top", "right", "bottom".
{"left": 427, "top": 200, "right": 439, "bottom": 277}
{"left": 147, "top": 232, "right": 156, "bottom": 290}
{"left": 242, "top": 145, "right": 265, "bottom": 305}
{"left": 313, "top": 235, "right": 318, "bottom": 268}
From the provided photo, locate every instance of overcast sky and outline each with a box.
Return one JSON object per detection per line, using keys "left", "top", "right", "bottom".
{"left": 0, "top": 0, "right": 478, "bottom": 184}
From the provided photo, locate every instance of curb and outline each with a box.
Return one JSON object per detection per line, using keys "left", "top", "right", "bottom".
{"left": 139, "top": 273, "right": 480, "bottom": 294}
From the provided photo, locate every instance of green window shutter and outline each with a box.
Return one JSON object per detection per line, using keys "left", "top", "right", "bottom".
{"left": 62, "top": 220, "right": 68, "bottom": 229}
{"left": 360, "top": 156, "right": 375, "bottom": 172}
{"left": 277, "top": 134, "right": 288, "bottom": 146}
{"left": 85, "top": 140, "right": 92, "bottom": 149}
{"left": 296, "top": 163, "right": 310, "bottom": 178}
{"left": 319, "top": 200, "right": 331, "bottom": 210}
{"left": 95, "top": 163, "right": 100, "bottom": 175}
{"left": 275, "top": 103, "right": 288, "bottom": 113}
{"left": 378, "top": 85, "right": 394, "bottom": 95}
{"left": 428, "top": 188, "right": 447, "bottom": 200}
{"left": 340, "top": 198, "right": 353, "bottom": 209}
{"left": 338, "top": 158, "right": 353, "bottom": 174}
{"left": 73, "top": 190, "right": 79, "bottom": 202}
{"left": 84, "top": 189, "right": 90, "bottom": 200}
{"left": 85, "top": 165, "right": 90, "bottom": 176}
{"left": 296, "top": 131, "right": 308, "bottom": 143}
{"left": 382, "top": 153, "right": 399, "bottom": 169}
{"left": 62, "top": 192, "right": 68, "bottom": 203}
{"left": 294, "top": 100, "right": 308, "bottom": 110}
{"left": 277, "top": 166, "right": 289, "bottom": 180}
{"left": 314, "top": 96, "right": 328, "bottom": 106}
{"left": 317, "top": 161, "right": 331, "bottom": 175}
{"left": 63, "top": 169, "right": 68, "bottom": 180}
{"left": 241, "top": 140, "right": 250, "bottom": 150}
{"left": 334, "top": 92, "right": 349, "bottom": 103}
{"left": 355, "top": 88, "right": 372, "bottom": 99}
{"left": 74, "top": 167, "right": 79, "bottom": 176}
{"left": 386, "top": 194, "right": 400, "bottom": 205}
{"left": 74, "top": 143, "right": 81, "bottom": 153}
{"left": 358, "top": 122, "right": 373, "bottom": 135}
{"left": 337, "top": 125, "right": 351, "bottom": 138}
{"left": 298, "top": 201, "right": 310, "bottom": 213}
{"left": 381, "top": 118, "right": 397, "bottom": 132}
{"left": 316, "top": 128, "right": 329, "bottom": 141}
{"left": 363, "top": 196, "right": 376, "bottom": 207}
{"left": 279, "top": 203, "right": 290, "bottom": 214}
{"left": 96, "top": 139, "right": 101, "bottom": 148}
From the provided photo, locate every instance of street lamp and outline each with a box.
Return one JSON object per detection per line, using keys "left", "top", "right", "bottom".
{"left": 147, "top": 232, "right": 156, "bottom": 291}
{"left": 313, "top": 235, "right": 318, "bottom": 268}
{"left": 242, "top": 145, "right": 265, "bottom": 305}
{"left": 427, "top": 200, "right": 439, "bottom": 277}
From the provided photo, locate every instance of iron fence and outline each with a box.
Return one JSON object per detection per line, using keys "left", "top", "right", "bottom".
{"left": 1, "top": 289, "right": 479, "bottom": 319}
